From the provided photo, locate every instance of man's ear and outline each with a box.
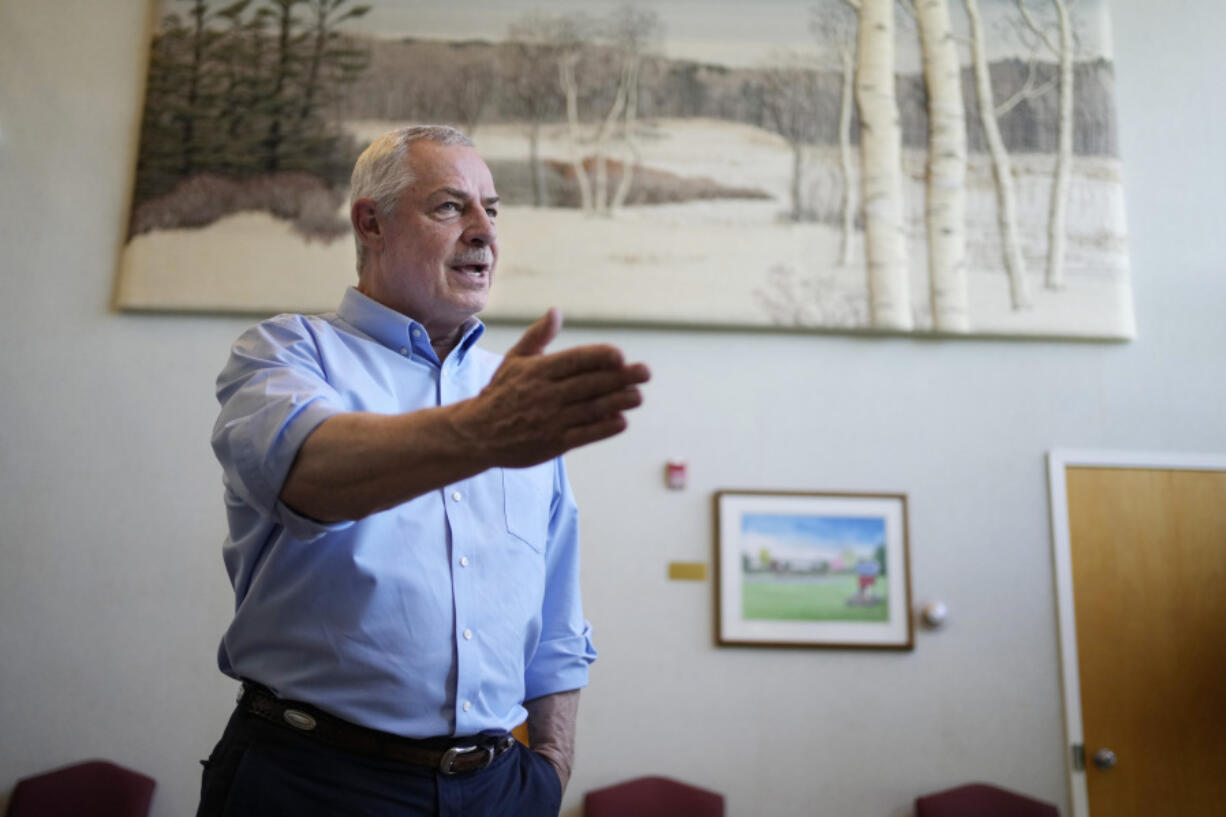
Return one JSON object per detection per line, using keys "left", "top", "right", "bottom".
{"left": 351, "top": 198, "right": 383, "bottom": 249}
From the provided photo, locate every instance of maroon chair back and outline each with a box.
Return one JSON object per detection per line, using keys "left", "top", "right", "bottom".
{"left": 915, "top": 782, "right": 1059, "bottom": 817}
{"left": 584, "top": 775, "right": 724, "bottom": 817}
{"left": 6, "top": 760, "right": 155, "bottom": 817}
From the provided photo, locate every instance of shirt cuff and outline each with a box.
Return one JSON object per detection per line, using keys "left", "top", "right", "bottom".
{"left": 274, "top": 498, "right": 354, "bottom": 542}
{"left": 524, "top": 625, "right": 598, "bottom": 701}
{"left": 230, "top": 396, "right": 339, "bottom": 518}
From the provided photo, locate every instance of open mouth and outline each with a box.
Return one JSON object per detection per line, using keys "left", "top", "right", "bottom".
{"left": 450, "top": 258, "right": 491, "bottom": 277}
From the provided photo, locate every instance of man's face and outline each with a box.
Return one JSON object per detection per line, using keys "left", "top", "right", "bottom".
{"left": 359, "top": 140, "right": 499, "bottom": 338}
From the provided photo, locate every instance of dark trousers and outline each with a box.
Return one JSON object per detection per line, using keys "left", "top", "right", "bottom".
{"left": 197, "top": 708, "right": 563, "bottom": 817}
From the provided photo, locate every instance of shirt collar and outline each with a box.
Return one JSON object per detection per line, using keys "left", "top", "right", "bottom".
{"left": 335, "top": 287, "right": 486, "bottom": 365}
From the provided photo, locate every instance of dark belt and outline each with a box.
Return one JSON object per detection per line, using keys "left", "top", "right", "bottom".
{"left": 238, "top": 683, "right": 517, "bottom": 775}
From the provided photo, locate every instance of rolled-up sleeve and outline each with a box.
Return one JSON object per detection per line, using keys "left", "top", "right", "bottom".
{"left": 524, "top": 458, "right": 597, "bottom": 700}
{"left": 211, "top": 316, "right": 352, "bottom": 541}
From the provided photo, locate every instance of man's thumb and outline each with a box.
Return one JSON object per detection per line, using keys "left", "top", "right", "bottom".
{"left": 506, "top": 308, "right": 561, "bottom": 358}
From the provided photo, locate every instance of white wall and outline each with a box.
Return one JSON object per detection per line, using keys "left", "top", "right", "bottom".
{"left": 1, "top": 2, "right": 1223, "bottom": 815}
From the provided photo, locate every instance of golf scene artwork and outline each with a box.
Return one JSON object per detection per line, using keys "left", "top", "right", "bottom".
{"left": 716, "top": 491, "right": 912, "bottom": 649}
{"left": 117, "top": 0, "right": 1131, "bottom": 339}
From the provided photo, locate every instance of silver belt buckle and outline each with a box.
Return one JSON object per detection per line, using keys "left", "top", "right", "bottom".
{"left": 439, "top": 744, "right": 494, "bottom": 775}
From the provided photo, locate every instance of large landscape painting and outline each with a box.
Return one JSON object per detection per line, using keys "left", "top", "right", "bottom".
{"left": 116, "top": 0, "right": 1133, "bottom": 339}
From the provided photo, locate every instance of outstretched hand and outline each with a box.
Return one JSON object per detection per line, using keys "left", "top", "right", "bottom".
{"left": 454, "top": 308, "right": 650, "bottom": 469}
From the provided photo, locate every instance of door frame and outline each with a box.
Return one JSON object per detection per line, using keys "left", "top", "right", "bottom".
{"left": 1046, "top": 449, "right": 1226, "bottom": 817}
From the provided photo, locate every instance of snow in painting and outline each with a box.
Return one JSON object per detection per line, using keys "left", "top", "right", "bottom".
{"left": 117, "top": 0, "right": 1132, "bottom": 339}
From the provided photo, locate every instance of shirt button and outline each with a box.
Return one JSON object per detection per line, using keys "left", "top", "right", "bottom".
{"left": 411, "top": 328, "right": 421, "bottom": 338}
{"left": 463, "top": 628, "right": 473, "bottom": 640}
{"left": 459, "top": 556, "right": 470, "bottom": 567}
{"left": 399, "top": 347, "right": 408, "bottom": 356}
{"left": 462, "top": 701, "right": 472, "bottom": 712}
{"left": 452, "top": 491, "right": 462, "bottom": 502}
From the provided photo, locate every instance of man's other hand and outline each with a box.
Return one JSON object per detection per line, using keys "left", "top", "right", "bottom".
{"left": 454, "top": 308, "right": 650, "bottom": 468}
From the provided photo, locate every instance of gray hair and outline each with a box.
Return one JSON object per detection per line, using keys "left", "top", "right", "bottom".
{"left": 350, "top": 125, "right": 474, "bottom": 275}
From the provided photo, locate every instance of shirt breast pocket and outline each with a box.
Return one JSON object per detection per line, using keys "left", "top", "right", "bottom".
{"left": 502, "top": 464, "right": 553, "bottom": 554}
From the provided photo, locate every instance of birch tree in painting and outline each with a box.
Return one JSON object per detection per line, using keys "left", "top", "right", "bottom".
{"left": 548, "top": 8, "right": 660, "bottom": 218}
{"left": 607, "top": 7, "right": 659, "bottom": 213}
{"left": 811, "top": 2, "right": 858, "bottom": 266}
{"left": 591, "top": 6, "right": 660, "bottom": 216}
{"left": 1016, "top": 0, "right": 1076, "bottom": 290}
{"left": 760, "top": 54, "right": 820, "bottom": 222}
{"left": 845, "top": 0, "right": 912, "bottom": 330}
{"left": 452, "top": 61, "right": 495, "bottom": 136}
{"left": 965, "top": 0, "right": 1032, "bottom": 309}
{"left": 914, "top": 0, "right": 969, "bottom": 332}
{"left": 590, "top": 47, "right": 624, "bottom": 216}
{"left": 551, "top": 14, "right": 595, "bottom": 214}
{"left": 504, "top": 15, "right": 564, "bottom": 207}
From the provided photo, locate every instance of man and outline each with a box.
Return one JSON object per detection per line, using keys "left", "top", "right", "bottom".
{"left": 198, "top": 125, "right": 650, "bottom": 816}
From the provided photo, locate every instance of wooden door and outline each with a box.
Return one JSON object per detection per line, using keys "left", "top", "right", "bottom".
{"left": 1065, "top": 466, "right": 1226, "bottom": 816}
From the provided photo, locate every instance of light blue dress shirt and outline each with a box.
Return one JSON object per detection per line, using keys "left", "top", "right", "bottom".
{"left": 211, "top": 287, "right": 596, "bottom": 738}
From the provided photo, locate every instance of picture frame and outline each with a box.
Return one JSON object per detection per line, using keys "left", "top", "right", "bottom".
{"left": 714, "top": 490, "right": 913, "bottom": 649}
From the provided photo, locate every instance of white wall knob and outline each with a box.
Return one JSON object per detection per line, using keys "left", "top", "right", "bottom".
{"left": 920, "top": 601, "right": 949, "bottom": 629}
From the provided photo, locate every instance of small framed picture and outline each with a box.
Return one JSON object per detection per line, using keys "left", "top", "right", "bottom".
{"left": 715, "top": 490, "right": 914, "bottom": 649}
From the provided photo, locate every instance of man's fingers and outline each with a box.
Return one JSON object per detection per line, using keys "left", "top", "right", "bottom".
{"left": 558, "top": 387, "right": 644, "bottom": 430}
{"left": 505, "top": 308, "right": 562, "bottom": 358}
{"left": 538, "top": 345, "right": 623, "bottom": 380}
{"left": 535, "top": 344, "right": 638, "bottom": 381}
{"left": 560, "top": 414, "right": 630, "bottom": 450}
{"left": 619, "top": 362, "right": 651, "bottom": 386}
{"left": 552, "top": 364, "right": 651, "bottom": 405}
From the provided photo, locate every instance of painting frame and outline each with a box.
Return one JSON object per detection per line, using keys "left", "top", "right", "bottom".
{"left": 714, "top": 490, "right": 913, "bottom": 650}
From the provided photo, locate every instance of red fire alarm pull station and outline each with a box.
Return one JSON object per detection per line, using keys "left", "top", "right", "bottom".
{"left": 665, "top": 460, "right": 687, "bottom": 490}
